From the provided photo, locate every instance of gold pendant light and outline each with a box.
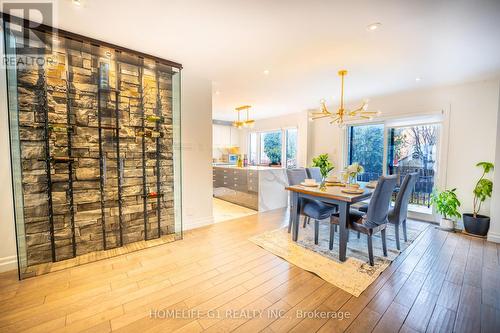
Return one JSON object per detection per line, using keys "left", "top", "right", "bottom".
{"left": 310, "top": 70, "right": 380, "bottom": 127}
{"left": 233, "top": 105, "right": 255, "bottom": 129}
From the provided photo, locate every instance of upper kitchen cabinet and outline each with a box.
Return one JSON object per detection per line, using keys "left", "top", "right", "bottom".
{"left": 213, "top": 124, "right": 240, "bottom": 148}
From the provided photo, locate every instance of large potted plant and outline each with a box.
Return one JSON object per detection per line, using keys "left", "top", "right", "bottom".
{"left": 430, "top": 188, "right": 461, "bottom": 231}
{"left": 463, "top": 162, "right": 494, "bottom": 236}
{"left": 311, "top": 154, "right": 334, "bottom": 190}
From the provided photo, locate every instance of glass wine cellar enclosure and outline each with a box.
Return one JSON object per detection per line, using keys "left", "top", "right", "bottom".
{"left": 2, "top": 17, "right": 182, "bottom": 279}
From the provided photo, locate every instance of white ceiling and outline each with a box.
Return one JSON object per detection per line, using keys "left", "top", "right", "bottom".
{"left": 54, "top": 0, "right": 500, "bottom": 120}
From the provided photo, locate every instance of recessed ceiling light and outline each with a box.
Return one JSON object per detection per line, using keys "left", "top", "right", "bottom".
{"left": 73, "top": 0, "right": 82, "bottom": 6}
{"left": 366, "top": 23, "right": 381, "bottom": 31}
{"left": 215, "top": 90, "right": 220, "bottom": 95}
{"left": 263, "top": 69, "right": 270, "bottom": 75}
{"left": 415, "top": 77, "right": 422, "bottom": 82}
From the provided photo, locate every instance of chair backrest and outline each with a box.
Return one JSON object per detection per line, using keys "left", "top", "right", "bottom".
{"left": 286, "top": 168, "right": 308, "bottom": 186}
{"left": 392, "top": 172, "right": 419, "bottom": 224}
{"left": 365, "top": 175, "right": 398, "bottom": 227}
{"left": 306, "top": 167, "right": 322, "bottom": 183}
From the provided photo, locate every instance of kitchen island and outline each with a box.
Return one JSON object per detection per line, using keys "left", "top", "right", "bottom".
{"left": 213, "top": 165, "right": 288, "bottom": 211}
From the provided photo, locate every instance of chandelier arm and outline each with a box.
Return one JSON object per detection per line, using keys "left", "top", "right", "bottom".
{"left": 311, "top": 115, "right": 331, "bottom": 120}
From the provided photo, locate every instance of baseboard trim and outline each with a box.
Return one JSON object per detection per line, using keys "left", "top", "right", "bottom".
{"left": 0, "top": 255, "right": 17, "bottom": 273}
{"left": 183, "top": 216, "right": 214, "bottom": 231}
{"left": 487, "top": 231, "right": 500, "bottom": 243}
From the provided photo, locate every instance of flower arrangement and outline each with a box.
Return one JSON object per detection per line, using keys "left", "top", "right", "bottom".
{"left": 346, "top": 162, "right": 364, "bottom": 184}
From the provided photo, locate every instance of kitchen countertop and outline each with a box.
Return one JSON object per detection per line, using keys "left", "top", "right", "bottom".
{"left": 213, "top": 165, "right": 285, "bottom": 171}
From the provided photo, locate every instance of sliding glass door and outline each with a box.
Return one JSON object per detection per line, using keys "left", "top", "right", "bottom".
{"left": 386, "top": 124, "right": 440, "bottom": 214}
{"left": 347, "top": 124, "right": 384, "bottom": 181}
{"left": 347, "top": 122, "right": 441, "bottom": 215}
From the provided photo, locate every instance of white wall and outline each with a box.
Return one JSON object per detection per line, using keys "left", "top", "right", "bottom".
{"left": 239, "top": 111, "right": 309, "bottom": 167}
{"left": 488, "top": 84, "right": 500, "bottom": 243}
{"left": 181, "top": 70, "right": 214, "bottom": 230}
{"left": 309, "top": 79, "right": 500, "bottom": 223}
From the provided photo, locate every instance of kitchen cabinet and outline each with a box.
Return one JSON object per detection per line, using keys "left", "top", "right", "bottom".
{"left": 212, "top": 166, "right": 287, "bottom": 211}
{"left": 213, "top": 124, "right": 240, "bottom": 148}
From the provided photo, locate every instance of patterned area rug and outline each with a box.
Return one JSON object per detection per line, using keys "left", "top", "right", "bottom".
{"left": 250, "top": 219, "right": 429, "bottom": 296}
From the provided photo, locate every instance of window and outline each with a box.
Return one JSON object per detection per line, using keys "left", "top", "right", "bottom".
{"left": 387, "top": 124, "right": 440, "bottom": 214}
{"left": 248, "top": 128, "right": 298, "bottom": 167}
{"left": 260, "top": 131, "right": 282, "bottom": 165}
{"left": 347, "top": 124, "right": 384, "bottom": 181}
{"left": 249, "top": 132, "right": 258, "bottom": 165}
{"left": 285, "top": 128, "right": 298, "bottom": 168}
{"left": 346, "top": 121, "right": 441, "bottom": 215}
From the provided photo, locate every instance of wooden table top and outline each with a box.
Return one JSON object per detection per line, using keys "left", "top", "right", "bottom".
{"left": 286, "top": 182, "right": 374, "bottom": 203}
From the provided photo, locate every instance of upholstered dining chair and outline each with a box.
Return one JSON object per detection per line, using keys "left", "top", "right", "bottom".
{"left": 286, "top": 168, "right": 308, "bottom": 233}
{"left": 306, "top": 167, "right": 322, "bottom": 183}
{"left": 389, "top": 172, "right": 419, "bottom": 250}
{"left": 330, "top": 175, "right": 398, "bottom": 266}
{"left": 286, "top": 169, "right": 337, "bottom": 242}
{"left": 357, "top": 172, "right": 419, "bottom": 249}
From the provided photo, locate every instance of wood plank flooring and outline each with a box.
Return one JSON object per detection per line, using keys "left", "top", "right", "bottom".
{"left": 0, "top": 208, "right": 499, "bottom": 332}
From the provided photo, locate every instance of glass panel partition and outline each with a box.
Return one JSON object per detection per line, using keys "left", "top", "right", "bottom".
{"left": 3, "top": 26, "right": 27, "bottom": 278}
{"left": 3, "top": 18, "right": 182, "bottom": 279}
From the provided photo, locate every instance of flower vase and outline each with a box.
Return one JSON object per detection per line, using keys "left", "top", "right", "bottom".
{"left": 319, "top": 177, "right": 327, "bottom": 191}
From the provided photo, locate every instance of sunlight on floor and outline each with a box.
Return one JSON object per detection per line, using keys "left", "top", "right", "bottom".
{"left": 212, "top": 197, "right": 257, "bottom": 223}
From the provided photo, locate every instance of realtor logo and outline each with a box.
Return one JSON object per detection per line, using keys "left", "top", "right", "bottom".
{"left": 2, "top": 1, "right": 53, "bottom": 55}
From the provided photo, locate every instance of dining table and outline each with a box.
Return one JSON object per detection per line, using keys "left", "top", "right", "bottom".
{"left": 286, "top": 182, "right": 374, "bottom": 262}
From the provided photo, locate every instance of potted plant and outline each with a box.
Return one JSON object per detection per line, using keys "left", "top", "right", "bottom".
{"left": 430, "top": 188, "right": 461, "bottom": 231}
{"left": 346, "top": 162, "right": 364, "bottom": 187}
{"left": 463, "top": 162, "right": 494, "bottom": 236}
{"left": 311, "top": 154, "right": 334, "bottom": 190}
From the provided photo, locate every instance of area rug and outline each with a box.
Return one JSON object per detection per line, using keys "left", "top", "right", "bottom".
{"left": 249, "top": 219, "right": 429, "bottom": 296}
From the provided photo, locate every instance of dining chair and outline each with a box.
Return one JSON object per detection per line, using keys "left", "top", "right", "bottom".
{"left": 357, "top": 172, "right": 419, "bottom": 249}
{"left": 286, "top": 169, "right": 337, "bottom": 242}
{"left": 330, "top": 175, "right": 398, "bottom": 266}
{"left": 286, "top": 168, "right": 308, "bottom": 232}
{"left": 306, "top": 167, "right": 322, "bottom": 183}
{"left": 389, "top": 172, "right": 419, "bottom": 250}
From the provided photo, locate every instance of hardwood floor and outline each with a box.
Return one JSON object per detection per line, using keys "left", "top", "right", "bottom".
{"left": 0, "top": 208, "right": 499, "bottom": 332}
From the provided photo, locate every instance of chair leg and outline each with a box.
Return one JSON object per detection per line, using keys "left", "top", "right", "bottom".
{"left": 303, "top": 216, "right": 308, "bottom": 228}
{"left": 346, "top": 229, "right": 350, "bottom": 242}
{"left": 402, "top": 219, "right": 408, "bottom": 242}
{"left": 307, "top": 217, "right": 311, "bottom": 224}
{"left": 334, "top": 224, "right": 338, "bottom": 232}
{"left": 381, "top": 229, "right": 388, "bottom": 257}
{"left": 329, "top": 223, "right": 335, "bottom": 250}
{"left": 288, "top": 207, "right": 293, "bottom": 233}
{"left": 357, "top": 231, "right": 360, "bottom": 239}
{"left": 314, "top": 220, "right": 319, "bottom": 245}
{"left": 395, "top": 224, "right": 401, "bottom": 251}
{"left": 367, "top": 235, "right": 374, "bottom": 266}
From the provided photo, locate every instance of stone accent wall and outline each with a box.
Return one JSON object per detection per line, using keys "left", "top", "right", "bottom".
{"left": 16, "top": 37, "right": 176, "bottom": 266}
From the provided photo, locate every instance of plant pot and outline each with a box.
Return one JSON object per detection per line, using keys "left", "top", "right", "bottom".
{"left": 463, "top": 213, "right": 490, "bottom": 236}
{"left": 439, "top": 217, "right": 455, "bottom": 231}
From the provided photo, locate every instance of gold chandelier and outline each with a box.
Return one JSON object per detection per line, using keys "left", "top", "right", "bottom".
{"left": 233, "top": 105, "right": 255, "bottom": 129}
{"left": 310, "top": 70, "right": 380, "bottom": 127}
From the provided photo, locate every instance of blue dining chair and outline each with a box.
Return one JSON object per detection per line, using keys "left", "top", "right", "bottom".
{"left": 286, "top": 169, "right": 337, "bottom": 243}
{"left": 306, "top": 167, "right": 322, "bottom": 183}
{"left": 389, "top": 172, "right": 419, "bottom": 250}
{"left": 330, "top": 175, "right": 398, "bottom": 266}
{"left": 357, "top": 172, "right": 419, "bottom": 250}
